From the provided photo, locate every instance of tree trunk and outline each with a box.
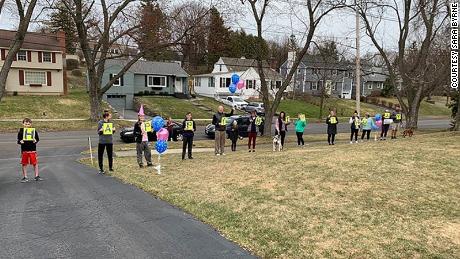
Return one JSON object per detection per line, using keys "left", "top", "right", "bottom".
{"left": 454, "top": 110, "right": 460, "bottom": 131}
{"left": 405, "top": 99, "right": 421, "bottom": 129}
{"left": 319, "top": 94, "right": 324, "bottom": 119}
{"left": 264, "top": 109, "right": 274, "bottom": 136}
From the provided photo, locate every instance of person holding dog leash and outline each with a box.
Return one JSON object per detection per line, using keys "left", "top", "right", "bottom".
{"left": 326, "top": 110, "right": 338, "bottom": 145}
{"left": 275, "top": 111, "right": 290, "bottom": 150}
{"left": 391, "top": 107, "right": 403, "bottom": 139}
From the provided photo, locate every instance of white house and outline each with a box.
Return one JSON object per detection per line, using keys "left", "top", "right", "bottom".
{"left": 192, "top": 57, "right": 283, "bottom": 100}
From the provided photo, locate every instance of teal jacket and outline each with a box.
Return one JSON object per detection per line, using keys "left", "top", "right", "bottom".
{"left": 294, "top": 119, "right": 307, "bottom": 133}
{"left": 361, "top": 117, "right": 376, "bottom": 130}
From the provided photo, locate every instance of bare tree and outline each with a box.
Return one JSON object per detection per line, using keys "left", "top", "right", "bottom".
{"left": 0, "top": 0, "right": 38, "bottom": 101}
{"left": 59, "top": 0, "right": 209, "bottom": 120}
{"left": 241, "top": 0, "right": 346, "bottom": 136}
{"left": 357, "top": 0, "right": 450, "bottom": 128}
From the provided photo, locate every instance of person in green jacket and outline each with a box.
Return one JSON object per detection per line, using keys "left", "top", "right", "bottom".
{"left": 360, "top": 112, "right": 375, "bottom": 141}
{"left": 294, "top": 113, "right": 307, "bottom": 146}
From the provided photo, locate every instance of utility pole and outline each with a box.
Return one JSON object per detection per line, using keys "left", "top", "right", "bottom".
{"left": 355, "top": 0, "right": 361, "bottom": 115}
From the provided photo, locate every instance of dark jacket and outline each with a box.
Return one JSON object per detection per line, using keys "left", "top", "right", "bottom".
{"left": 349, "top": 116, "right": 360, "bottom": 130}
{"left": 392, "top": 112, "right": 403, "bottom": 123}
{"left": 212, "top": 110, "right": 234, "bottom": 131}
{"left": 182, "top": 119, "right": 196, "bottom": 137}
{"left": 326, "top": 116, "right": 338, "bottom": 134}
{"left": 276, "top": 117, "right": 288, "bottom": 133}
{"left": 133, "top": 121, "right": 145, "bottom": 143}
{"left": 17, "top": 128, "right": 40, "bottom": 152}
{"left": 248, "top": 116, "right": 259, "bottom": 133}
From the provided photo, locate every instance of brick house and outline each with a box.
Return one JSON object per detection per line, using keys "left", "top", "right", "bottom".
{"left": 0, "top": 29, "right": 67, "bottom": 95}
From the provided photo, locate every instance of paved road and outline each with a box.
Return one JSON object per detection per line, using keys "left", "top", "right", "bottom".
{"left": 0, "top": 132, "right": 254, "bottom": 258}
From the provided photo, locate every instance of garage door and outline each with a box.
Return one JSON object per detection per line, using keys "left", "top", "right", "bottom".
{"left": 107, "top": 95, "right": 126, "bottom": 110}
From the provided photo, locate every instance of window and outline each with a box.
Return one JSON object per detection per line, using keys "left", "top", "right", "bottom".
{"left": 220, "top": 78, "right": 230, "bottom": 88}
{"left": 148, "top": 75, "right": 166, "bottom": 87}
{"left": 25, "top": 71, "right": 46, "bottom": 85}
{"left": 17, "top": 50, "right": 27, "bottom": 61}
{"left": 333, "top": 82, "right": 338, "bottom": 91}
{"left": 276, "top": 81, "right": 282, "bottom": 89}
{"left": 311, "top": 81, "right": 318, "bottom": 90}
{"left": 111, "top": 74, "right": 120, "bottom": 86}
{"left": 194, "top": 78, "right": 201, "bottom": 87}
{"left": 368, "top": 83, "right": 373, "bottom": 90}
{"left": 208, "top": 77, "right": 215, "bottom": 87}
{"left": 246, "top": 80, "right": 253, "bottom": 89}
{"left": 42, "top": 52, "right": 51, "bottom": 62}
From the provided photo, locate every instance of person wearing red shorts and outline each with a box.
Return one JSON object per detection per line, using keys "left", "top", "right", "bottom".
{"left": 17, "top": 118, "right": 42, "bottom": 182}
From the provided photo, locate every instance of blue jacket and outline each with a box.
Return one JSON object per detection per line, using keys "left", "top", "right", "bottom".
{"left": 361, "top": 117, "right": 376, "bottom": 130}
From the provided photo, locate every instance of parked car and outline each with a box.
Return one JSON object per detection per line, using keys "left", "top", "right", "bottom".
{"left": 205, "top": 115, "right": 264, "bottom": 139}
{"left": 120, "top": 121, "right": 183, "bottom": 143}
{"left": 243, "top": 102, "right": 265, "bottom": 115}
{"left": 222, "top": 96, "right": 248, "bottom": 110}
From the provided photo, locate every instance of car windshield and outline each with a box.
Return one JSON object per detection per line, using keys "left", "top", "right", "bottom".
{"left": 233, "top": 98, "right": 244, "bottom": 102}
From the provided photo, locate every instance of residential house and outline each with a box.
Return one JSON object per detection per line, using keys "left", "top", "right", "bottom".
{"left": 280, "top": 52, "right": 388, "bottom": 99}
{"left": 0, "top": 29, "right": 67, "bottom": 95}
{"left": 102, "top": 59, "right": 189, "bottom": 109}
{"left": 192, "top": 57, "right": 283, "bottom": 100}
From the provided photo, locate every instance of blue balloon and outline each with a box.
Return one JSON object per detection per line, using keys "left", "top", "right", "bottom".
{"left": 375, "top": 114, "right": 382, "bottom": 121}
{"left": 229, "top": 83, "right": 236, "bottom": 94}
{"left": 152, "top": 116, "right": 164, "bottom": 132}
{"left": 231, "top": 74, "right": 240, "bottom": 84}
{"left": 155, "top": 140, "right": 168, "bottom": 154}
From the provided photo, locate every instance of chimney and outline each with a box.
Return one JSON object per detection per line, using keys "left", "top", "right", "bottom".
{"left": 57, "top": 30, "right": 68, "bottom": 96}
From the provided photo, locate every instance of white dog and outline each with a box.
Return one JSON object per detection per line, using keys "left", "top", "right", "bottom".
{"left": 272, "top": 135, "right": 282, "bottom": 151}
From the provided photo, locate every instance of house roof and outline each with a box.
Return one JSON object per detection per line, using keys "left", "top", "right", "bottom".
{"left": 220, "top": 57, "right": 282, "bottom": 80}
{"left": 105, "top": 59, "right": 189, "bottom": 77}
{"left": 0, "top": 29, "right": 62, "bottom": 51}
{"left": 362, "top": 66, "right": 388, "bottom": 82}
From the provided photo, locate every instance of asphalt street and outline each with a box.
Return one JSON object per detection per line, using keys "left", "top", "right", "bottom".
{"left": 0, "top": 131, "right": 254, "bottom": 258}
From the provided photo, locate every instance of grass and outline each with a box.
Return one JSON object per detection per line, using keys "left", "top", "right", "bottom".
{"left": 0, "top": 119, "right": 132, "bottom": 133}
{"left": 82, "top": 131, "right": 460, "bottom": 258}
{"left": 376, "top": 96, "right": 451, "bottom": 117}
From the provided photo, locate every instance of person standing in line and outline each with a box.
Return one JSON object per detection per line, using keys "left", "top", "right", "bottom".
{"left": 97, "top": 112, "right": 115, "bottom": 174}
{"left": 380, "top": 109, "right": 392, "bottom": 140}
{"left": 247, "top": 110, "right": 259, "bottom": 152}
{"left": 229, "top": 120, "right": 239, "bottom": 152}
{"left": 275, "top": 111, "right": 290, "bottom": 150}
{"left": 212, "top": 105, "right": 234, "bottom": 156}
{"left": 349, "top": 111, "right": 360, "bottom": 144}
{"left": 17, "top": 118, "right": 42, "bottom": 182}
{"left": 182, "top": 112, "right": 196, "bottom": 160}
{"left": 326, "top": 110, "right": 338, "bottom": 145}
{"left": 360, "top": 112, "right": 374, "bottom": 141}
{"left": 391, "top": 107, "right": 403, "bottom": 139}
{"left": 133, "top": 112, "right": 153, "bottom": 168}
{"left": 294, "top": 113, "right": 307, "bottom": 147}
{"left": 166, "top": 117, "right": 174, "bottom": 141}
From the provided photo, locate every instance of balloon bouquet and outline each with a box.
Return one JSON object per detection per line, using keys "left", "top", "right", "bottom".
{"left": 373, "top": 113, "right": 382, "bottom": 141}
{"left": 229, "top": 73, "right": 245, "bottom": 94}
{"left": 152, "top": 116, "right": 168, "bottom": 174}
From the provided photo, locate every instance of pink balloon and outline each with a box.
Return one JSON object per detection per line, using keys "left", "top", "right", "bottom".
{"left": 156, "top": 128, "right": 169, "bottom": 141}
{"left": 237, "top": 80, "right": 245, "bottom": 90}
{"left": 376, "top": 120, "right": 382, "bottom": 128}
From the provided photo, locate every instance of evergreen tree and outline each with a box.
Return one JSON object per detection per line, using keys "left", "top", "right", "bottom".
{"left": 207, "top": 7, "right": 230, "bottom": 68}
{"left": 48, "top": 0, "right": 78, "bottom": 54}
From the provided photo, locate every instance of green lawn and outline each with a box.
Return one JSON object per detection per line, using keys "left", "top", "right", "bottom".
{"left": 82, "top": 132, "right": 460, "bottom": 258}
{"left": 376, "top": 96, "right": 451, "bottom": 117}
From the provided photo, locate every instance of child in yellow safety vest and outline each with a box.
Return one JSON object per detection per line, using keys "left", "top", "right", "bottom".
{"left": 349, "top": 111, "right": 360, "bottom": 144}
{"left": 17, "top": 118, "right": 42, "bottom": 182}
{"left": 182, "top": 112, "right": 196, "bottom": 160}
{"left": 97, "top": 112, "right": 115, "bottom": 174}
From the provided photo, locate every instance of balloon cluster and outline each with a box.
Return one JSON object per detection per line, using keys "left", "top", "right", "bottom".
{"left": 228, "top": 74, "right": 245, "bottom": 94}
{"left": 374, "top": 113, "right": 382, "bottom": 129}
{"left": 151, "top": 116, "right": 169, "bottom": 154}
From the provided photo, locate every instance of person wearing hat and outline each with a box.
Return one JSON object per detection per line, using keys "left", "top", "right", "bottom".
{"left": 380, "top": 109, "right": 393, "bottom": 140}
{"left": 133, "top": 105, "right": 153, "bottom": 168}
{"left": 391, "top": 107, "right": 403, "bottom": 139}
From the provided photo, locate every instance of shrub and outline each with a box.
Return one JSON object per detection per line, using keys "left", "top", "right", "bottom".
{"left": 381, "top": 100, "right": 388, "bottom": 107}
{"left": 71, "top": 69, "right": 82, "bottom": 77}
{"left": 388, "top": 102, "right": 394, "bottom": 108}
{"left": 66, "top": 59, "right": 79, "bottom": 70}
{"left": 369, "top": 90, "right": 382, "bottom": 97}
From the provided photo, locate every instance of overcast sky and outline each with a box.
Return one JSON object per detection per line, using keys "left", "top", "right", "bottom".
{"left": 0, "top": 0, "right": 400, "bottom": 56}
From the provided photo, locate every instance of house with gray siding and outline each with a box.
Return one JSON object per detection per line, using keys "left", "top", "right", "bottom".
{"left": 102, "top": 59, "right": 189, "bottom": 109}
{"left": 280, "top": 52, "right": 388, "bottom": 99}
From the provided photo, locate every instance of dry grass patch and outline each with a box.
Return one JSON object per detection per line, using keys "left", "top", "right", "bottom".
{"left": 82, "top": 132, "right": 460, "bottom": 258}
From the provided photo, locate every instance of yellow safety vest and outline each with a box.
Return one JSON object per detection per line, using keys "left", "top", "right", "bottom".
{"left": 361, "top": 118, "right": 368, "bottom": 126}
{"left": 185, "top": 121, "right": 194, "bottom": 131}
{"left": 384, "top": 112, "right": 391, "bottom": 119}
{"left": 22, "top": 128, "right": 35, "bottom": 141}
{"left": 255, "top": 117, "right": 263, "bottom": 126}
{"left": 144, "top": 121, "right": 152, "bottom": 132}
{"left": 102, "top": 122, "right": 113, "bottom": 135}
{"left": 220, "top": 117, "right": 228, "bottom": 126}
{"left": 396, "top": 114, "right": 402, "bottom": 120}
{"left": 330, "top": 116, "right": 337, "bottom": 124}
{"left": 299, "top": 114, "right": 306, "bottom": 122}
{"left": 354, "top": 118, "right": 360, "bottom": 128}
{"left": 285, "top": 116, "right": 290, "bottom": 123}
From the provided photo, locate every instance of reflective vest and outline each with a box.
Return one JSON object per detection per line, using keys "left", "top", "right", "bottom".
{"left": 299, "top": 114, "right": 306, "bottom": 122}
{"left": 185, "top": 121, "right": 194, "bottom": 131}
{"left": 255, "top": 117, "right": 263, "bottom": 126}
{"left": 144, "top": 121, "right": 152, "bottom": 132}
{"left": 354, "top": 118, "right": 360, "bottom": 128}
{"left": 22, "top": 128, "right": 36, "bottom": 141}
{"left": 395, "top": 113, "right": 402, "bottom": 121}
{"left": 361, "top": 118, "right": 368, "bottom": 126}
{"left": 220, "top": 117, "right": 228, "bottom": 126}
{"left": 329, "top": 116, "right": 337, "bottom": 124}
{"left": 384, "top": 112, "right": 391, "bottom": 119}
{"left": 285, "top": 116, "right": 290, "bottom": 123}
{"left": 102, "top": 123, "right": 113, "bottom": 135}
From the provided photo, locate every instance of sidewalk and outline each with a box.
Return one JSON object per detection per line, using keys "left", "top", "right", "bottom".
{"left": 115, "top": 147, "right": 215, "bottom": 157}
